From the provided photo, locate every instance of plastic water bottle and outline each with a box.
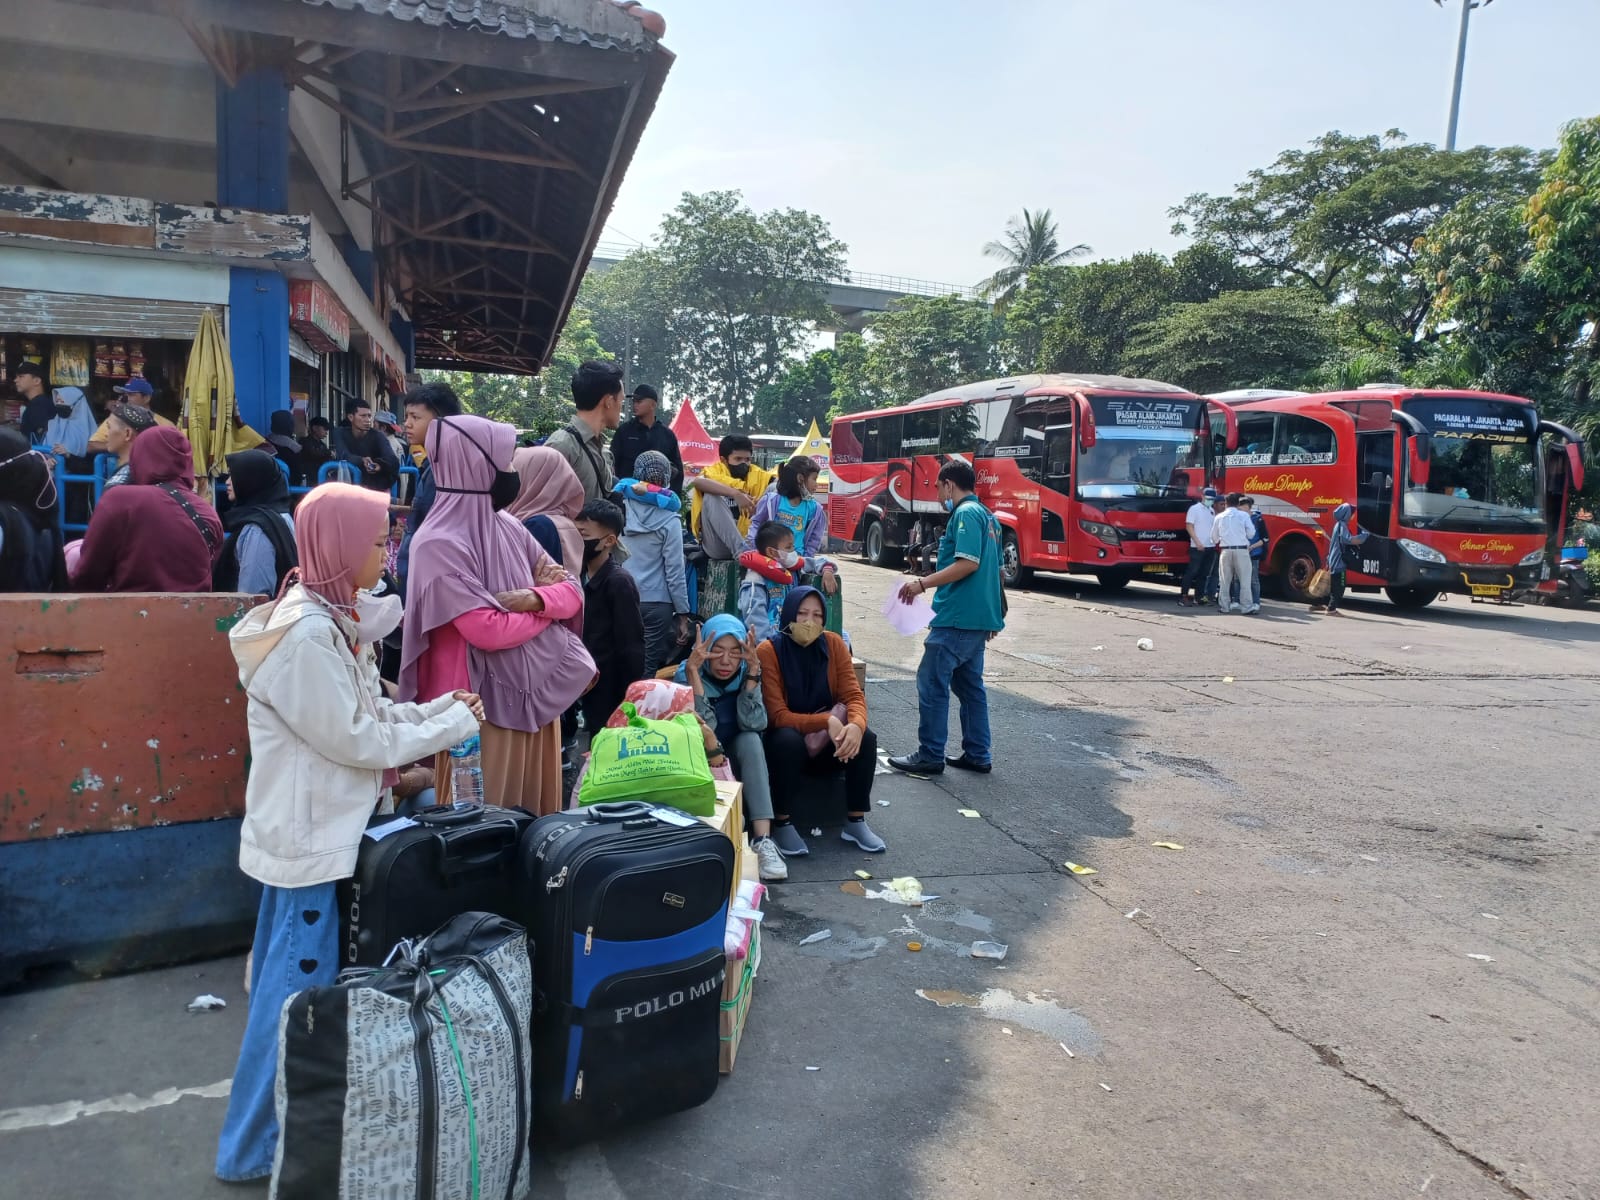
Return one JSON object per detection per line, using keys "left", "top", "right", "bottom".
{"left": 448, "top": 736, "right": 484, "bottom": 808}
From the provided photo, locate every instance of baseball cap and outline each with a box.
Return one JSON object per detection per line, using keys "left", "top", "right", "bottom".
{"left": 375, "top": 410, "right": 399, "bottom": 428}
{"left": 113, "top": 378, "right": 154, "bottom": 396}
{"left": 1202, "top": 487, "right": 1219, "bottom": 500}
{"left": 629, "top": 384, "right": 659, "bottom": 403}
{"left": 15, "top": 361, "right": 44, "bottom": 381}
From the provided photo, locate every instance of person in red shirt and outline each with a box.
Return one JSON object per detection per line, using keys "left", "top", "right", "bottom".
{"left": 71, "top": 426, "right": 222, "bottom": 592}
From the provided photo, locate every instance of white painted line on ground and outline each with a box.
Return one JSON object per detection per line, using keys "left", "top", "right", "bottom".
{"left": 0, "top": 1078, "right": 232, "bottom": 1132}
{"left": 551, "top": 1144, "right": 627, "bottom": 1200}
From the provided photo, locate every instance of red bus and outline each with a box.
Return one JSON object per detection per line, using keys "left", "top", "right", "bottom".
{"left": 1211, "top": 386, "right": 1586, "bottom": 606}
{"left": 828, "top": 374, "right": 1237, "bottom": 588}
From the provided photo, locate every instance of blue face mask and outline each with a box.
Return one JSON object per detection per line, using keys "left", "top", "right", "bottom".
{"left": 942, "top": 498, "right": 954, "bottom": 513}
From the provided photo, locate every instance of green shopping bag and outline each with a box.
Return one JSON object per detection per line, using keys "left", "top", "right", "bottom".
{"left": 579, "top": 703, "right": 717, "bottom": 816}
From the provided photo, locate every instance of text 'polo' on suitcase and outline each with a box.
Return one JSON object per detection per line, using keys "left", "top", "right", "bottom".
{"left": 340, "top": 803, "right": 535, "bottom": 968}
{"left": 521, "top": 801, "right": 736, "bottom": 1145}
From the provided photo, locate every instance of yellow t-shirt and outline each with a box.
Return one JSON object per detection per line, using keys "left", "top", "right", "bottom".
{"left": 89, "top": 410, "right": 175, "bottom": 448}
{"left": 690, "top": 459, "right": 773, "bottom": 538}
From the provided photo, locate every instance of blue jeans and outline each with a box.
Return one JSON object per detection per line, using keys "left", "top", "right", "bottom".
{"left": 916, "top": 626, "right": 992, "bottom": 765}
{"left": 215, "top": 881, "right": 339, "bottom": 1182}
{"left": 1250, "top": 558, "right": 1262, "bottom": 608}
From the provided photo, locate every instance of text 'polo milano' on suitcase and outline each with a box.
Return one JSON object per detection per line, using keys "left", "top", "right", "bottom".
{"left": 340, "top": 804, "right": 535, "bottom": 967}
{"left": 522, "top": 802, "right": 735, "bottom": 1144}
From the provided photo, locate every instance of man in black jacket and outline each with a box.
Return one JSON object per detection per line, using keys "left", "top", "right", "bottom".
{"left": 574, "top": 498, "right": 646, "bottom": 734}
{"left": 332, "top": 399, "right": 398, "bottom": 493}
{"left": 610, "top": 384, "right": 683, "bottom": 492}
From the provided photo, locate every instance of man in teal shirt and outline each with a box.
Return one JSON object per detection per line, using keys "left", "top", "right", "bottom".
{"left": 889, "top": 460, "right": 1005, "bottom": 775}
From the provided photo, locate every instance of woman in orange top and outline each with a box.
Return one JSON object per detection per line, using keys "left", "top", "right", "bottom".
{"left": 756, "top": 586, "right": 885, "bottom": 858}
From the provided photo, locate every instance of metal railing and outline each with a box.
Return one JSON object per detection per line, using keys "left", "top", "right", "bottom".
{"left": 590, "top": 242, "right": 980, "bottom": 302}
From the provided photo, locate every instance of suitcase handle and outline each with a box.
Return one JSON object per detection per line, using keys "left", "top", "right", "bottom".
{"left": 412, "top": 803, "right": 484, "bottom": 827}
{"left": 584, "top": 801, "right": 657, "bottom": 824}
{"left": 435, "top": 823, "right": 518, "bottom": 878}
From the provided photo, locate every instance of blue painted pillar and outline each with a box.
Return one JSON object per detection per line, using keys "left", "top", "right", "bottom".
{"left": 216, "top": 68, "right": 290, "bottom": 437}
{"left": 390, "top": 311, "right": 416, "bottom": 373}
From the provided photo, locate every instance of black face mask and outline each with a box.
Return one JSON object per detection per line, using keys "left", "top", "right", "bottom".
{"left": 582, "top": 537, "right": 606, "bottom": 561}
{"left": 54, "top": 404, "right": 74, "bottom": 418}
{"left": 434, "top": 417, "right": 522, "bottom": 509}
{"left": 727, "top": 462, "right": 751, "bottom": 480}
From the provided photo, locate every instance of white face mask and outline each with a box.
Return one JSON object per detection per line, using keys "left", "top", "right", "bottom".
{"left": 778, "top": 549, "right": 800, "bottom": 568}
{"left": 354, "top": 587, "right": 404, "bottom": 643}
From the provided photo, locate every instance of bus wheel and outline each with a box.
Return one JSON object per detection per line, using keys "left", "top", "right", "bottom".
{"left": 1386, "top": 587, "right": 1439, "bottom": 610}
{"left": 1095, "top": 570, "right": 1132, "bottom": 592}
{"left": 863, "top": 519, "right": 901, "bottom": 568}
{"left": 1001, "top": 529, "right": 1032, "bottom": 588}
{"left": 1275, "top": 539, "right": 1320, "bottom": 601}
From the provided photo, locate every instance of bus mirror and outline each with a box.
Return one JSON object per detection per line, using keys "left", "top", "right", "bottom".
{"left": 1208, "top": 402, "right": 1239, "bottom": 452}
{"left": 1408, "top": 440, "right": 1430, "bottom": 487}
{"left": 1077, "top": 396, "right": 1096, "bottom": 450}
{"left": 1567, "top": 441, "right": 1585, "bottom": 493}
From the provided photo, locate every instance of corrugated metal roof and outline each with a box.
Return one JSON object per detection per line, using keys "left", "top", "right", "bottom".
{"left": 297, "top": 0, "right": 656, "bottom": 52}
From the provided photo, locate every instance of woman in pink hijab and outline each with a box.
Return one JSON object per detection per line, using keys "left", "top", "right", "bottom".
{"left": 506, "top": 444, "right": 585, "bottom": 569}
{"left": 399, "top": 415, "right": 595, "bottom": 814}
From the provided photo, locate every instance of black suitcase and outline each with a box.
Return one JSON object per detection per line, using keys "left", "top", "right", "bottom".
{"left": 339, "top": 803, "right": 535, "bottom": 967}
{"left": 522, "top": 801, "right": 734, "bottom": 1144}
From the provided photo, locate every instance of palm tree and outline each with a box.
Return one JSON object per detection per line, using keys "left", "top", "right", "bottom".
{"left": 980, "top": 208, "right": 1090, "bottom": 307}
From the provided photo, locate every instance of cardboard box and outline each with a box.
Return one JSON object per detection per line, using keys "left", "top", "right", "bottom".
{"left": 852, "top": 656, "right": 866, "bottom": 693}
{"left": 720, "top": 926, "right": 760, "bottom": 1074}
{"left": 702, "top": 779, "right": 745, "bottom": 912}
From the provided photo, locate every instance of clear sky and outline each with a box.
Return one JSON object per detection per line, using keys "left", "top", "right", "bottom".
{"left": 604, "top": 0, "right": 1600, "bottom": 288}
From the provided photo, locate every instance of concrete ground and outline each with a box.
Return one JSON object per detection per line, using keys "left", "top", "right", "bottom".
{"left": 3, "top": 566, "right": 1597, "bottom": 1199}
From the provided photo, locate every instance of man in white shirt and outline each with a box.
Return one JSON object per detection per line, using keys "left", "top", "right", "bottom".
{"left": 1179, "top": 487, "right": 1219, "bottom": 608}
{"left": 1213, "top": 493, "right": 1256, "bottom": 614}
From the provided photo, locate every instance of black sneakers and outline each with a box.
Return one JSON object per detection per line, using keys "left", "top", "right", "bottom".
{"left": 945, "top": 754, "right": 992, "bottom": 774}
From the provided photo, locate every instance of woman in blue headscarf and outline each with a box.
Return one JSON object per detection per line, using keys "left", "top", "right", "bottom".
{"left": 675, "top": 612, "right": 786, "bottom": 883}
{"left": 1313, "top": 502, "right": 1369, "bottom": 615}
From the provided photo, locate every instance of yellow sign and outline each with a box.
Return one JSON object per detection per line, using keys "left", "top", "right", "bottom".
{"left": 1458, "top": 537, "right": 1517, "bottom": 554}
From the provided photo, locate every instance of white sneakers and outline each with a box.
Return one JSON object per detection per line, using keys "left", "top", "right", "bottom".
{"left": 753, "top": 836, "right": 788, "bottom": 882}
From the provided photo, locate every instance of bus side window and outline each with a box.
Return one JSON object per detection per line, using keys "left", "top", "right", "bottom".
{"left": 973, "top": 396, "right": 1013, "bottom": 456}
{"left": 1228, "top": 413, "right": 1276, "bottom": 466}
{"left": 878, "top": 414, "right": 903, "bottom": 459}
{"left": 941, "top": 402, "right": 980, "bottom": 455}
{"left": 860, "top": 419, "right": 881, "bottom": 463}
{"left": 1276, "top": 416, "right": 1337, "bottom": 465}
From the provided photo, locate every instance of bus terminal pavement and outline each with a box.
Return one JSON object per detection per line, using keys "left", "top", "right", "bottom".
{"left": 3, "top": 567, "right": 1597, "bottom": 1200}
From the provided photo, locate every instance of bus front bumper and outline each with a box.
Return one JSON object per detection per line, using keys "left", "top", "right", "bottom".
{"left": 1391, "top": 556, "right": 1542, "bottom": 595}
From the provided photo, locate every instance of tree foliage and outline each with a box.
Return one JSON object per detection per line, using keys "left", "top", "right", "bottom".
{"left": 579, "top": 252, "right": 674, "bottom": 393}
{"left": 752, "top": 348, "right": 837, "bottom": 434}
{"left": 861, "top": 295, "right": 1002, "bottom": 404}
{"left": 1122, "top": 289, "right": 1338, "bottom": 394}
{"left": 980, "top": 208, "right": 1090, "bottom": 307}
{"left": 655, "top": 190, "right": 847, "bottom": 431}
{"left": 1527, "top": 115, "right": 1600, "bottom": 416}
{"left": 1002, "top": 254, "right": 1179, "bottom": 375}
{"left": 1171, "top": 131, "right": 1547, "bottom": 357}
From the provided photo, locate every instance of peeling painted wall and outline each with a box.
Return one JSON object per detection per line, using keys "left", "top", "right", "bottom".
{"left": 0, "top": 593, "right": 262, "bottom": 842}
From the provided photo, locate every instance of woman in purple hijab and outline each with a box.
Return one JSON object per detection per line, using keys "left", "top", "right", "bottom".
{"left": 399, "top": 414, "right": 595, "bottom": 814}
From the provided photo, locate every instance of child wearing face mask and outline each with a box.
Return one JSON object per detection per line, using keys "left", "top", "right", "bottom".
{"left": 738, "top": 520, "right": 837, "bottom": 640}
{"left": 574, "top": 498, "right": 646, "bottom": 736}
{"left": 616, "top": 450, "right": 691, "bottom": 675}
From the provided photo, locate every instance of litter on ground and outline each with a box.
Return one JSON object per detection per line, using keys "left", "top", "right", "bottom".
{"left": 798, "top": 929, "right": 833, "bottom": 946}
{"left": 971, "top": 941, "right": 1009, "bottom": 960}
{"left": 1064, "top": 861, "right": 1097, "bottom": 875}
{"left": 1151, "top": 841, "right": 1185, "bottom": 851}
{"left": 854, "top": 870, "right": 873, "bottom": 880}
{"left": 186, "top": 994, "right": 227, "bottom": 1012}
{"left": 1466, "top": 953, "right": 1495, "bottom": 963}
{"left": 1060, "top": 1042, "right": 1075, "bottom": 1058}
{"left": 1136, "top": 638, "right": 1154, "bottom": 651}
{"left": 958, "top": 808, "right": 981, "bottom": 818}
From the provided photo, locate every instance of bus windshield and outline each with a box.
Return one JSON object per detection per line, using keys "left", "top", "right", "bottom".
{"left": 1400, "top": 398, "right": 1544, "bottom": 532}
{"left": 1077, "top": 395, "right": 1208, "bottom": 500}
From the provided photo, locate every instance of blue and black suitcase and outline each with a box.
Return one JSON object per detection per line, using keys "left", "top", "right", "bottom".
{"left": 521, "top": 801, "right": 734, "bottom": 1144}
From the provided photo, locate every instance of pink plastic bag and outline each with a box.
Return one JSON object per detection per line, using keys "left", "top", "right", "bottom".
{"left": 605, "top": 679, "right": 695, "bottom": 727}
{"left": 881, "top": 579, "right": 934, "bottom": 636}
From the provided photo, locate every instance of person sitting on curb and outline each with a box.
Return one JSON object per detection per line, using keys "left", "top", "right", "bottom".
{"left": 674, "top": 614, "right": 787, "bottom": 883}
{"left": 758, "top": 587, "right": 885, "bottom": 858}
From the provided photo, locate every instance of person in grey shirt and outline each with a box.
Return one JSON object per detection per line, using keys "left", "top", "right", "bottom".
{"left": 545, "top": 360, "right": 623, "bottom": 502}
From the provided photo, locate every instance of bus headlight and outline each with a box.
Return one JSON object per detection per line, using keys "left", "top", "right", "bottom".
{"left": 1398, "top": 538, "right": 1447, "bottom": 564}
{"left": 1078, "top": 519, "right": 1121, "bottom": 545}
{"left": 1519, "top": 549, "right": 1546, "bottom": 566}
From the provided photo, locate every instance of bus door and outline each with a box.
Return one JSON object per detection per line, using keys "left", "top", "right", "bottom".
{"left": 1014, "top": 401, "right": 1068, "bottom": 548}
{"left": 1352, "top": 410, "right": 1397, "bottom": 579}
{"left": 1543, "top": 442, "right": 1571, "bottom": 561}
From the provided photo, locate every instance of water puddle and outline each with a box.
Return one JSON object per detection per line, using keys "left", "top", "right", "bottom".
{"left": 916, "top": 987, "right": 1103, "bottom": 1051}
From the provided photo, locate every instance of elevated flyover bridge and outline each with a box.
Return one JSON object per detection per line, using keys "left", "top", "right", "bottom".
{"left": 588, "top": 243, "right": 979, "bottom": 330}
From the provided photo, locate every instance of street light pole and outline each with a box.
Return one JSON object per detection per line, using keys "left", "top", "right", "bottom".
{"left": 1441, "top": 0, "right": 1493, "bottom": 152}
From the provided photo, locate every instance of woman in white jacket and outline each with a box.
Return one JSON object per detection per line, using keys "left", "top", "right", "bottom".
{"left": 215, "top": 482, "right": 483, "bottom": 1183}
